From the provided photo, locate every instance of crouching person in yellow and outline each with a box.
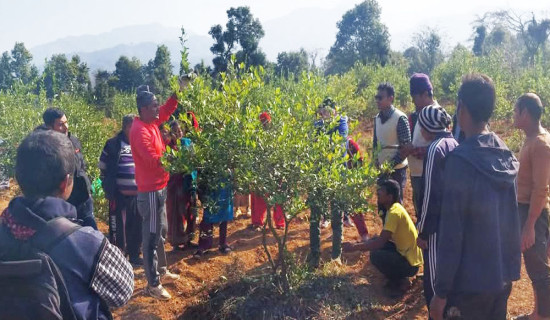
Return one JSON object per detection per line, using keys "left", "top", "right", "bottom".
{"left": 344, "top": 179, "right": 422, "bottom": 298}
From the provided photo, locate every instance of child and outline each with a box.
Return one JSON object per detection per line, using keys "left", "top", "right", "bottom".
{"left": 415, "top": 105, "right": 457, "bottom": 310}
{"left": 343, "top": 179, "right": 423, "bottom": 298}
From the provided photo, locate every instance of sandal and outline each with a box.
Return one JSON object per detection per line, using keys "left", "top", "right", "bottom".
{"left": 193, "top": 249, "right": 207, "bottom": 258}
{"left": 219, "top": 245, "right": 232, "bottom": 254}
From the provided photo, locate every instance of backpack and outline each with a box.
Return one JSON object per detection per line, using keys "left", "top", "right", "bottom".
{"left": 0, "top": 217, "right": 81, "bottom": 320}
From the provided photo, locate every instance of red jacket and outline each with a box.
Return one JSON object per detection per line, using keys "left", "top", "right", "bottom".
{"left": 130, "top": 96, "right": 178, "bottom": 192}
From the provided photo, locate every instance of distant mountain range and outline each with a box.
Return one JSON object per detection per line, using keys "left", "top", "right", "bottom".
{"left": 28, "top": 6, "right": 341, "bottom": 74}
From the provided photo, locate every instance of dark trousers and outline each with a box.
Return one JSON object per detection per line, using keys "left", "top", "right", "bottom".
{"left": 410, "top": 176, "right": 423, "bottom": 216}
{"left": 444, "top": 283, "right": 512, "bottom": 320}
{"left": 370, "top": 242, "right": 418, "bottom": 281}
{"left": 309, "top": 201, "right": 344, "bottom": 266}
{"left": 76, "top": 197, "right": 97, "bottom": 230}
{"left": 109, "top": 195, "right": 143, "bottom": 260}
{"left": 198, "top": 220, "right": 228, "bottom": 250}
{"left": 519, "top": 203, "right": 550, "bottom": 317}
{"left": 423, "top": 233, "right": 438, "bottom": 316}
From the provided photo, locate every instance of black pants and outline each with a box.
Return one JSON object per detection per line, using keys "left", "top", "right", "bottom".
{"left": 519, "top": 203, "right": 550, "bottom": 317}
{"left": 370, "top": 242, "right": 418, "bottom": 281}
{"left": 444, "top": 283, "right": 512, "bottom": 320}
{"left": 109, "top": 195, "right": 142, "bottom": 260}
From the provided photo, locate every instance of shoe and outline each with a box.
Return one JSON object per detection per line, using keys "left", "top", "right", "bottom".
{"left": 161, "top": 270, "right": 180, "bottom": 282}
{"left": 146, "top": 284, "right": 171, "bottom": 300}
{"left": 193, "top": 249, "right": 207, "bottom": 258}
{"left": 320, "top": 220, "right": 330, "bottom": 229}
{"left": 129, "top": 257, "right": 143, "bottom": 268}
{"left": 246, "top": 208, "right": 252, "bottom": 217}
{"left": 360, "top": 234, "right": 370, "bottom": 243}
{"left": 235, "top": 208, "right": 243, "bottom": 217}
{"left": 331, "top": 257, "right": 343, "bottom": 266}
{"left": 219, "top": 245, "right": 232, "bottom": 254}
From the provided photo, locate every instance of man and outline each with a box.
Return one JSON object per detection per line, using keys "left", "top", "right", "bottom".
{"left": 130, "top": 81, "right": 188, "bottom": 300}
{"left": 430, "top": 74, "right": 521, "bottom": 320}
{"left": 512, "top": 93, "right": 550, "bottom": 320}
{"left": 373, "top": 82, "right": 411, "bottom": 201}
{"left": 0, "top": 130, "right": 133, "bottom": 319}
{"left": 343, "top": 179, "right": 423, "bottom": 298}
{"left": 99, "top": 114, "right": 143, "bottom": 267}
{"left": 37, "top": 108, "right": 97, "bottom": 229}
{"left": 401, "top": 73, "right": 438, "bottom": 215}
{"left": 414, "top": 105, "right": 457, "bottom": 313}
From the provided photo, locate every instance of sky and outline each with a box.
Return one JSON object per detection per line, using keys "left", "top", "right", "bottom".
{"left": 1, "top": 0, "right": 549, "bottom": 54}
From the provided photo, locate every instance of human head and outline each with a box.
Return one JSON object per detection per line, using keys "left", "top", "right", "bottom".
{"left": 159, "top": 124, "right": 171, "bottom": 145}
{"left": 259, "top": 111, "right": 272, "bottom": 129}
{"left": 16, "top": 130, "right": 75, "bottom": 200}
{"left": 513, "top": 93, "right": 544, "bottom": 129}
{"left": 376, "top": 82, "right": 395, "bottom": 111}
{"left": 456, "top": 74, "right": 495, "bottom": 130}
{"left": 43, "top": 107, "right": 68, "bottom": 135}
{"left": 170, "top": 120, "right": 184, "bottom": 140}
{"left": 418, "top": 105, "right": 452, "bottom": 139}
{"left": 136, "top": 85, "right": 159, "bottom": 123}
{"left": 122, "top": 114, "right": 135, "bottom": 139}
{"left": 410, "top": 73, "right": 434, "bottom": 109}
{"left": 377, "top": 179, "right": 401, "bottom": 207}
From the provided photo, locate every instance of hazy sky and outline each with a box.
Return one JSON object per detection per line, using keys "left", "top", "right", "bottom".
{"left": 1, "top": 0, "right": 549, "bottom": 53}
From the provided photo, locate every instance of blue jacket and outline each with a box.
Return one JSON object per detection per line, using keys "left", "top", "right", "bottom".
{"left": 0, "top": 197, "right": 133, "bottom": 319}
{"left": 417, "top": 132, "right": 458, "bottom": 240}
{"left": 434, "top": 133, "right": 521, "bottom": 298}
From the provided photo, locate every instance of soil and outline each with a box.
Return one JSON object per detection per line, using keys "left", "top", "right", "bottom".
{"left": 0, "top": 120, "right": 536, "bottom": 319}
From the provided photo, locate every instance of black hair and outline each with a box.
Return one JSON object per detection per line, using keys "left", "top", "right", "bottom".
{"left": 169, "top": 119, "right": 180, "bottom": 129}
{"left": 122, "top": 114, "right": 136, "bottom": 129}
{"left": 457, "top": 74, "right": 495, "bottom": 124}
{"left": 377, "top": 82, "right": 395, "bottom": 97}
{"left": 516, "top": 93, "right": 544, "bottom": 121}
{"left": 16, "top": 131, "right": 75, "bottom": 198}
{"left": 42, "top": 107, "right": 65, "bottom": 126}
{"left": 378, "top": 179, "right": 401, "bottom": 204}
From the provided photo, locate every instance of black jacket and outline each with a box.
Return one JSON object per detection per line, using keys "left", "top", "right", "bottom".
{"left": 98, "top": 131, "right": 127, "bottom": 200}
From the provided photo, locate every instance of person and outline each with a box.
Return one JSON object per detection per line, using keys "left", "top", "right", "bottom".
{"left": 429, "top": 74, "right": 521, "bottom": 320}
{"left": 0, "top": 130, "right": 133, "bottom": 319}
{"left": 166, "top": 119, "right": 199, "bottom": 251}
{"left": 343, "top": 179, "right": 423, "bottom": 298}
{"left": 130, "top": 81, "right": 188, "bottom": 300}
{"left": 309, "top": 98, "right": 350, "bottom": 267}
{"left": 373, "top": 82, "right": 411, "bottom": 201}
{"left": 401, "top": 73, "right": 438, "bottom": 216}
{"left": 512, "top": 93, "right": 550, "bottom": 320}
{"left": 36, "top": 108, "right": 97, "bottom": 229}
{"left": 250, "top": 112, "right": 286, "bottom": 230}
{"left": 98, "top": 114, "right": 143, "bottom": 267}
{"left": 194, "top": 177, "right": 234, "bottom": 257}
{"left": 414, "top": 105, "right": 458, "bottom": 312}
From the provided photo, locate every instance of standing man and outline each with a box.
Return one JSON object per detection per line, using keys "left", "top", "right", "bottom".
{"left": 513, "top": 93, "right": 550, "bottom": 320}
{"left": 99, "top": 114, "right": 143, "bottom": 267}
{"left": 373, "top": 82, "right": 411, "bottom": 201}
{"left": 38, "top": 108, "right": 97, "bottom": 229}
{"left": 401, "top": 73, "right": 438, "bottom": 216}
{"left": 430, "top": 74, "right": 521, "bottom": 320}
{"left": 131, "top": 81, "right": 188, "bottom": 300}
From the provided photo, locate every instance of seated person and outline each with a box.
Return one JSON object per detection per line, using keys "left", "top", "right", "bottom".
{"left": 343, "top": 179, "right": 423, "bottom": 297}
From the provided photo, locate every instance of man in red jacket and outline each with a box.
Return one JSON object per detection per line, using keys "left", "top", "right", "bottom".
{"left": 130, "top": 80, "right": 189, "bottom": 300}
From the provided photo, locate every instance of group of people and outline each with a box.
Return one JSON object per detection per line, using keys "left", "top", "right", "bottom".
{"left": 0, "top": 70, "right": 548, "bottom": 320}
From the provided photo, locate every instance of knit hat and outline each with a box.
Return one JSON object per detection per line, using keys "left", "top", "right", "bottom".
{"left": 418, "top": 106, "right": 452, "bottom": 133}
{"left": 410, "top": 73, "right": 433, "bottom": 95}
{"left": 136, "top": 85, "right": 156, "bottom": 109}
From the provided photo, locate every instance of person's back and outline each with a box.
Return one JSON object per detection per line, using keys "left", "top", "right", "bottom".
{"left": 0, "top": 131, "right": 133, "bottom": 319}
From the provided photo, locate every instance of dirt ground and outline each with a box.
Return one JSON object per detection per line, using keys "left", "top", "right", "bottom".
{"left": 0, "top": 120, "right": 537, "bottom": 319}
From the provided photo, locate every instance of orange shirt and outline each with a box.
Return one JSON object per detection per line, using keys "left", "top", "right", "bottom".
{"left": 517, "top": 130, "right": 550, "bottom": 209}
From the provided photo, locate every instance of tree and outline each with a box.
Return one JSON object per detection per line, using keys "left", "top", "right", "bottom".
{"left": 113, "top": 56, "right": 144, "bottom": 93}
{"left": 403, "top": 28, "right": 445, "bottom": 75}
{"left": 0, "top": 52, "right": 13, "bottom": 91}
{"left": 472, "top": 25, "right": 487, "bottom": 56}
{"left": 145, "top": 45, "right": 173, "bottom": 97}
{"left": 325, "top": 0, "right": 390, "bottom": 75}
{"left": 275, "top": 49, "right": 309, "bottom": 80}
{"left": 10, "top": 43, "right": 35, "bottom": 85}
{"left": 209, "top": 6, "right": 266, "bottom": 74}
{"left": 42, "top": 54, "right": 91, "bottom": 99}
{"left": 93, "top": 70, "right": 116, "bottom": 117}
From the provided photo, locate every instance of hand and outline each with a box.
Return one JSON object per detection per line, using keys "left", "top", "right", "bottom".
{"left": 417, "top": 238, "right": 428, "bottom": 250}
{"left": 399, "top": 143, "right": 414, "bottom": 158}
{"left": 429, "top": 295, "right": 447, "bottom": 320}
{"left": 342, "top": 242, "right": 358, "bottom": 252}
{"left": 521, "top": 224, "right": 536, "bottom": 252}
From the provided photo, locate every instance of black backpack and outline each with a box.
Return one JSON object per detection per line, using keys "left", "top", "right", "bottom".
{"left": 0, "top": 217, "right": 81, "bottom": 320}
